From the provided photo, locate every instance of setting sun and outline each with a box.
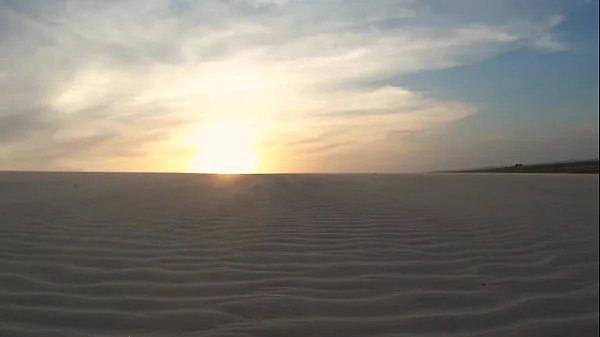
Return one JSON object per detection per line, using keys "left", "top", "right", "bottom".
{"left": 189, "top": 120, "right": 260, "bottom": 174}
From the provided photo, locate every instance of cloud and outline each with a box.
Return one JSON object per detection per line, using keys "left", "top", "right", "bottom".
{"left": 0, "top": 0, "right": 577, "bottom": 171}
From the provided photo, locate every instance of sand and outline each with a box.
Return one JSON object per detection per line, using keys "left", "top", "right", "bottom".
{"left": 0, "top": 172, "right": 597, "bottom": 337}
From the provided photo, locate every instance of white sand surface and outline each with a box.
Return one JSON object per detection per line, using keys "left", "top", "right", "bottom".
{"left": 0, "top": 172, "right": 597, "bottom": 337}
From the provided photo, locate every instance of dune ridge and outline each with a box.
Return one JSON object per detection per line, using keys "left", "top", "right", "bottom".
{"left": 0, "top": 173, "right": 598, "bottom": 336}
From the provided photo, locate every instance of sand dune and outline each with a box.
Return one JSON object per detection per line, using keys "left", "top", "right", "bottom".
{"left": 0, "top": 173, "right": 597, "bottom": 336}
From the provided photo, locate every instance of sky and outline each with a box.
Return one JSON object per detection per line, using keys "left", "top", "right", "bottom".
{"left": 0, "top": 0, "right": 598, "bottom": 173}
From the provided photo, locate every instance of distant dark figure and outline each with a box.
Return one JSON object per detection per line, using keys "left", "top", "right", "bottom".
{"left": 514, "top": 163, "right": 523, "bottom": 168}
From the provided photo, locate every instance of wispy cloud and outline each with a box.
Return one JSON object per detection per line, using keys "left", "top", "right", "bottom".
{"left": 0, "top": 0, "right": 576, "bottom": 171}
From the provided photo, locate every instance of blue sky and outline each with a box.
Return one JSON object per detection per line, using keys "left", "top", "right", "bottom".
{"left": 0, "top": 0, "right": 597, "bottom": 173}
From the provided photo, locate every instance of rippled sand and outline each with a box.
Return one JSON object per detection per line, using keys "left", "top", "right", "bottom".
{"left": 0, "top": 172, "right": 598, "bottom": 337}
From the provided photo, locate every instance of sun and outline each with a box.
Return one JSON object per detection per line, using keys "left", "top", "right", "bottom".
{"left": 189, "top": 120, "right": 260, "bottom": 174}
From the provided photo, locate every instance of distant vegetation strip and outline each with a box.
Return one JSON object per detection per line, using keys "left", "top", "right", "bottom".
{"left": 447, "top": 159, "right": 599, "bottom": 174}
